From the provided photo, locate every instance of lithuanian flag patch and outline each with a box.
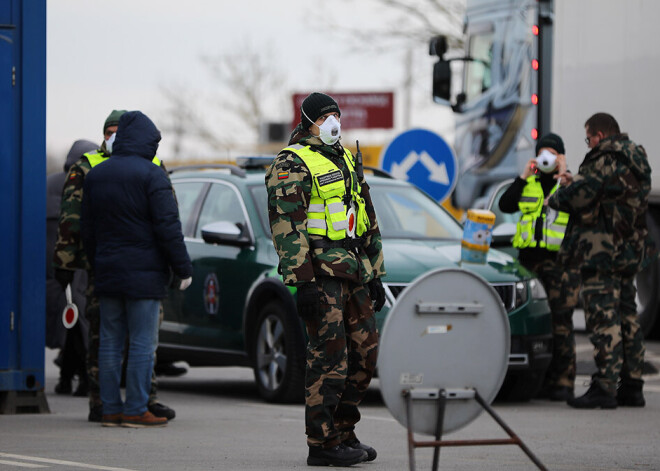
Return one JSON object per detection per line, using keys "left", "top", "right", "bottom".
{"left": 277, "top": 171, "right": 289, "bottom": 180}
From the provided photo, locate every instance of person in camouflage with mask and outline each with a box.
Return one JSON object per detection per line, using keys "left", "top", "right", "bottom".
{"left": 53, "top": 109, "right": 178, "bottom": 423}
{"left": 549, "top": 112, "right": 652, "bottom": 409}
{"left": 266, "top": 92, "right": 386, "bottom": 467}
{"left": 499, "top": 133, "right": 577, "bottom": 402}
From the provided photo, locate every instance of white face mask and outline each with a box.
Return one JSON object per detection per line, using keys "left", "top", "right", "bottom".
{"left": 535, "top": 149, "right": 557, "bottom": 173}
{"left": 105, "top": 133, "right": 116, "bottom": 154}
{"left": 317, "top": 115, "right": 341, "bottom": 145}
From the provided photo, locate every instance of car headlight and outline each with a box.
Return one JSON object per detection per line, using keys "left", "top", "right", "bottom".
{"left": 529, "top": 278, "right": 547, "bottom": 300}
{"left": 515, "top": 281, "right": 528, "bottom": 307}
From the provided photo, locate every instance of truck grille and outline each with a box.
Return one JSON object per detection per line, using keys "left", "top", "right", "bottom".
{"left": 384, "top": 282, "right": 515, "bottom": 312}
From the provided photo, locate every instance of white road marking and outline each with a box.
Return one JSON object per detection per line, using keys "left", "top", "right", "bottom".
{"left": 0, "top": 453, "right": 139, "bottom": 471}
{"left": 0, "top": 459, "right": 47, "bottom": 468}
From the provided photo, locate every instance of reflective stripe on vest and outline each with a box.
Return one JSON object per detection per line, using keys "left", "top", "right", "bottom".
{"left": 85, "top": 151, "right": 161, "bottom": 168}
{"left": 512, "top": 176, "right": 569, "bottom": 251}
{"left": 284, "top": 144, "right": 369, "bottom": 241}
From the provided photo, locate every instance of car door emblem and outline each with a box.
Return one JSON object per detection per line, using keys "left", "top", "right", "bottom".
{"left": 204, "top": 273, "right": 220, "bottom": 315}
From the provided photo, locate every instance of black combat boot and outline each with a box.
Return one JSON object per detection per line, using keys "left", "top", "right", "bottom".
{"left": 617, "top": 379, "right": 645, "bottom": 407}
{"left": 148, "top": 402, "right": 176, "bottom": 421}
{"left": 307, "top": 443, "right": 367, "bottom": 467}
{"left": 88, "top": 404, "right": 103, "bottom": 423}
{"left": 568, "top": 382, "right": 617, "bottom": 409}
{"left": 344, "top": 438, "right": 377, "bottom": 462}
{"left": 548, "top": 386, "right": 574, "bottom": 402}
{"left": 54, "top": 378, "right": 72, "bottom": 395}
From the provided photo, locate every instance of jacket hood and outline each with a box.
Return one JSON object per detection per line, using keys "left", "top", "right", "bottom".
{"left": 64, "top": 139, "right": 98, "bottom": 171}
{"left": 112, "top": 111, "right": 161, "bottom": 159}
{"left": 595, "top": 133, "right": 650, "bottom": 184}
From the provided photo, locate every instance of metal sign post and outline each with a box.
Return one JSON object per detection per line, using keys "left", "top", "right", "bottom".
{"left": 403, "top": 388, "right": 547, "bottom": 471}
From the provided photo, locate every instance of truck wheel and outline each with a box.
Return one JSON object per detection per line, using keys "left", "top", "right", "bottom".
{"left": 636, "top": 212, "right": 660, "bottom": 339}
{"left": 252, "top": 301, "right": 305, "bottom": 403}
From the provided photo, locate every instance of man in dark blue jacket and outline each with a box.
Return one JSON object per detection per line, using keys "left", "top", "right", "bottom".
{"left": 81, "top": 111, "right": 192, "bottom": 428}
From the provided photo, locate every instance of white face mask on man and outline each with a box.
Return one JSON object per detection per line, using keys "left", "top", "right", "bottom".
{"left": 105, "top": 132, "right": 116, "bottom": 154}
{"left": 535, "top": 149, "right": 557, "bottom": 173}
{"left": 302, "top": 106, "right": 342, "bottom": 146}
{"left": 317, "top": 115, "right": 341, "bottom": 145}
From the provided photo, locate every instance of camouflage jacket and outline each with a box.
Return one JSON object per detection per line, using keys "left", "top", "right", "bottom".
{"left": 548, "top": 133, "right": 652, "bottom": 274}
{"left": 53, "top": 147, "right": 170, "bottom": 272}
{"left": 53, "top": 149, "right": 108, "bottom": 271}
{"left": 265, "top": 135, "right": 386, "bottom": 286}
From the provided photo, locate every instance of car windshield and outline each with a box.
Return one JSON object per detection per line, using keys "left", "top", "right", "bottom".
{"left": 251, "top": 182, "right": 463, "bottom": 241}
{"left": 369, "top": 184, "right": 463, "bottom": 240}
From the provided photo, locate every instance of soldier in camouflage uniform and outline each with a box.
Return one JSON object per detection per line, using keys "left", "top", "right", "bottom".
{"left": 53, "top": 110, "right": 177, "bottom": 422}
{"left": 266, "top": 93, "right": 386, "bottom": 467}
{"left": 549, "top": 112, "right": 651, "bottom": 409}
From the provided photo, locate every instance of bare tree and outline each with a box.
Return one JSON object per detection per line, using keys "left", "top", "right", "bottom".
{"left": 325, "top": 0, "right": 465, "bottom": 52}
{"left": 159, "top": 40, "right": 289, "bottom": 159}
{"left": 201, "top": 40, "right": 288, "bottom": 141}
{"left": 159, "top": 83, "right": 234, "bottom": 160}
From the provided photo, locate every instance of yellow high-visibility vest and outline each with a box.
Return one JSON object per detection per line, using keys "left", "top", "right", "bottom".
{"left": 284, "top": 144, "right": 369, "bottom": 241}
{"left": 512, "top": 176, "right": 569, "bottom": 251}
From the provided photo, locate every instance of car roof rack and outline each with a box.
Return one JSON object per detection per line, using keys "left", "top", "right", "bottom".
{"left": 365, "top": 166, "right": 394, "bottom": 179}
{"left": 169, "top": 164, "right": 246, "bottom": 178}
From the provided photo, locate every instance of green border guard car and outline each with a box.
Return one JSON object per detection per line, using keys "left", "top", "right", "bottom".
{"left": 159, "top": 159, "right": 552, "bottom": 403}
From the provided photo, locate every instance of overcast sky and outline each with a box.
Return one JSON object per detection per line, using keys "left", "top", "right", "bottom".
{"left": 46, "top": 0, "right": 454, "bottom": 168}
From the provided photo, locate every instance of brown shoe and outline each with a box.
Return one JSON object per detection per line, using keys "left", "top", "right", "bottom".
{"left": 101, "top": 413, "right": 123, "bottom": 427}
{"left": 121, "top": 411, "right": 167, "bottom": 428}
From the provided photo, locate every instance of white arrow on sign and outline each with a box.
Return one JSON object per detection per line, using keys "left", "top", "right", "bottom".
{"left": 419, "top": 151, "right": 449, "bottom": 185}
{"left": 390, "top": 151, "right": 419, "bottom": 180}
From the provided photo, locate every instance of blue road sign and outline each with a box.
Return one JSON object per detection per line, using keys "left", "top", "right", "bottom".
{"left": 381, "top": 128, "right": 457, "bottom": 202}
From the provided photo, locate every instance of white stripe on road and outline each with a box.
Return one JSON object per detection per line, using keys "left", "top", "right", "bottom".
{"left": 362, "top": 414, "right": 397, "bottom": 422}
{"left": 0, "top": 460, "right": 47, "bottom": 468}
{"left": 0, "top": 454, "right": 139, "bottom": 471}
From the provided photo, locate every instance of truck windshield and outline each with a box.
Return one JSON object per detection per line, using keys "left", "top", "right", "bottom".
{"left": 464, "top": 29, "right": 494, "bottom": 103}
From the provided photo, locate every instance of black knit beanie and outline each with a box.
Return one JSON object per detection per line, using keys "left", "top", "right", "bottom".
{"left": 535, "top": 132, "right": 565, "bottom": 155}
{"left": 300, "top": 93, "right": 340, "bottom": 129}
{"left": 103, "top": 109, "right": 127, "bottom": 134}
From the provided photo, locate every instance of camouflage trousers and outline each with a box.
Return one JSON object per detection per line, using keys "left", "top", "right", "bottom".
{"left": 86, "top": 277, "right": 162, "bottom": 409}
{"left": 302, "top": 277, "right": 379, "bottom": 449}
{"left": 524, "top": 259, "right": 578, "bottom": 389}
{"left": 581, "top": 269, "right": 646, "bottom": 395}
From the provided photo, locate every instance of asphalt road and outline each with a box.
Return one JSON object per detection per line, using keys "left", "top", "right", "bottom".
{"left": 0, "top": 333, "right": 658, "bottom": 471}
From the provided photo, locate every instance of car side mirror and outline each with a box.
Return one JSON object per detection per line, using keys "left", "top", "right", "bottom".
{"left": 491, "top": 222, "right": 517, "bottom": 246}
{"left": 201, "top": 221, "right": 251, "bottom": 247}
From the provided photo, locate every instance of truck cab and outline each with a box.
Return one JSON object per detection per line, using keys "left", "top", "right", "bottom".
{"left": 429, "top": 0, "right": 660, "bottom": 337}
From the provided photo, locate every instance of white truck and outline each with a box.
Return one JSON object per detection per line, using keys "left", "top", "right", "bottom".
{"left": 430, "top": 0, "right": 660, "bottom": 337}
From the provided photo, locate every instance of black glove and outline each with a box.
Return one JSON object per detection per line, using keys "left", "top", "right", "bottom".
{"left": 296, "top": 282, "right": 320, "bottom": 319}
{"left": 54, "top": 268, "right": 74, "bottom": 291}
{"left": 368, "top": 278, "right": 386, "bottom": 312}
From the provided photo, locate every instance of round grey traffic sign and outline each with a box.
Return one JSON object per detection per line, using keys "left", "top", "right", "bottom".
{"left": 379, "top": 267, "right": 510, "bottom": 435}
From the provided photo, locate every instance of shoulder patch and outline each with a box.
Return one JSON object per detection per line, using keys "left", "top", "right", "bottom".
{"left": 277, "top": 170, "right": 289, "bottom": 180}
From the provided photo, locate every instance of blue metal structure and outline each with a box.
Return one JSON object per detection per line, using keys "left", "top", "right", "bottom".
{"left": 0, "top": 0, "right": 48, "bottom": 411}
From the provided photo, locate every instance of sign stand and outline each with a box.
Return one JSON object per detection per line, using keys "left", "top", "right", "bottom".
{"left": 403, "top": 388, "right": 547, "bottom": 471}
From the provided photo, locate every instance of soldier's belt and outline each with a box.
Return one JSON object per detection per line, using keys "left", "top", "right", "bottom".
{"left": 310, "top": 237, "right": 364, "bottom": 250}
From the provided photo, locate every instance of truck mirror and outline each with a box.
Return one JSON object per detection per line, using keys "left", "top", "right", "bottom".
{"left": 429, "top": 35, "right": 448, "bottom": 58}
{"left": 432, "top": 60, "right": 451, "bottom": 102}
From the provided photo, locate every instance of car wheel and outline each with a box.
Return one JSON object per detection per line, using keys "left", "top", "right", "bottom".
{"left": 253, "top": 301, "right": 305, "bottom": 403}
{"left": 495, "top": 370, "right": 544, "bottom": 402}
